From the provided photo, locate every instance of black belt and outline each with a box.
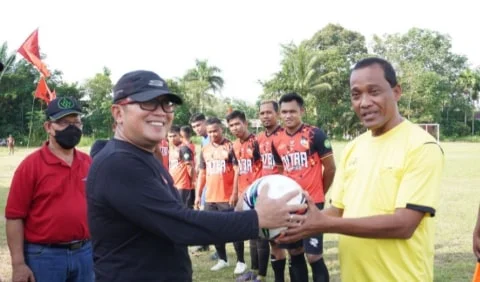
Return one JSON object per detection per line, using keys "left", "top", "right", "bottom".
{"left": 45, "top": 239, "right": 90, "bottom": 250}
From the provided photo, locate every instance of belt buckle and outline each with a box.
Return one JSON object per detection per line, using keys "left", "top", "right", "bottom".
{"left": 69, "top": 241, "right": 83, "bottom": 250}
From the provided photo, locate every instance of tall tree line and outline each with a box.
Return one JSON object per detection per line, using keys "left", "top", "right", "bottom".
{"left": 1, "top": 24, "right": 479, "bottom": 145}
{"left": 260, "top": 24, "right": 480, "bottom": 138}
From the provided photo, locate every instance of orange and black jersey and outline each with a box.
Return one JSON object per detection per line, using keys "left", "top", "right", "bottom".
{"left": 271, "top": 124, "right": 333, "bottom": 203}
{"left": 157, "top": 139, "right": 169, "bottom": 169}
{"left": 169, "top": 144, "right": 194, "bottom": 190}
{"left": 257, "top": 126, "right": 284, "bottom": 176}
{"left": 232, "top": 134, "right": 263, "bottom": 195}
{"left": 199, "top": 139, "right": 235, "bottom": 203}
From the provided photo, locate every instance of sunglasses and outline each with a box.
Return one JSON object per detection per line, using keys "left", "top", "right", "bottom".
{"left": 117, "top": 97, "right": 176, "bottom": 113}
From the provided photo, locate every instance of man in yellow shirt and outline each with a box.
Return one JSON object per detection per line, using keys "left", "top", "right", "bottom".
{"left": 278, "top": 57, "right": 444, "bottom": 282}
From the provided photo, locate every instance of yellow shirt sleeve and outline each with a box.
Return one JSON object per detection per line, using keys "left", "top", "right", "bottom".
{"left": 395, "top": 143, "right": 444, "bottom": 216}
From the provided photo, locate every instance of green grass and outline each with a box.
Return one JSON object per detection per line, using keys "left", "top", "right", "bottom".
{"left": 0, "top": 143, "right": 479, "bottom": 281}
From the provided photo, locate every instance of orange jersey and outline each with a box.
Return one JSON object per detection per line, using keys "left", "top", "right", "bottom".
{"left": 199, "top": 139, "right": 235, "bottom": 203}
{"left": 257, "top": 126, "right": 284, "bottom": 176}
{"left": 158, "top": 139, "right": 169, "bottom": 169}
{"left": 272, "top": 124, "right": 333, "bottom": 203}
{"left": 169, "top": 144, "right": 194, "bottom": 190}
{"left": 232, "top": 134, "right": 263, "bottom": 194}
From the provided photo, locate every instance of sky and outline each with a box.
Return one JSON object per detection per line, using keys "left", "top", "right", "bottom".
{"left": 2, "top": 0, "right": 479, "bottom": 103}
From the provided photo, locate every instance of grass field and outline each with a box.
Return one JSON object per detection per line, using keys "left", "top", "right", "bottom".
{"left": 0, "top": 142, "right": 478, "bottom": 281}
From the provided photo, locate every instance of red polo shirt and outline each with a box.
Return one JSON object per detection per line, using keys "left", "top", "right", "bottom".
{"left": 5, "top": 142, "right": 92, "bottom": 244}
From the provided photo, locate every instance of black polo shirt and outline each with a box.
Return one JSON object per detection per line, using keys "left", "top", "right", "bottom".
{"left": 86, "top": 139, "right": 259, "bottom": 282}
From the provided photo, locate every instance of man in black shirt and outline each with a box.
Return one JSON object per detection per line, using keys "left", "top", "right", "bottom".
{"left": 86, "top": 70, "right": 306, "bottom": 282}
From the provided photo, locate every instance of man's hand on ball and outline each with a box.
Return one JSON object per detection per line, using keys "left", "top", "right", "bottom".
{"left": 255, "top": 183, "right": 307, "bottom": 229}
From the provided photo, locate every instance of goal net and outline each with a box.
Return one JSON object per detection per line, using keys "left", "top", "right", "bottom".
{"left": 417, "top": 123, "right": 440, "bottom": 143}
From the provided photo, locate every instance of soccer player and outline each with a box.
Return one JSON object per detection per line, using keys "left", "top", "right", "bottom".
{"left": 6, "top": 97, "right": 93, "bottom": 282}
{"left": 257, "top": 100, "right": 288, "bottom": 282}
{"left": 168, "top": 125, "right": 195, "bottom": 208}
{"left": 277, "top": 57, "right": 445, "bottom": 282}
{"left": 271, "top": 92, "right": 336, "bottom": 282}
{"left": 87, "top": 70, "right": 305, "bottom": 282}
{"left": 189, "top": 113, "right": 212, "bottom": 254}
{"left": 195, "top": 117, "right": 246, "bottom": 272}
{"left": 180, "top": 125, "right": 196, "bottom": 160}
{"left": 227, "top": 110, "right": 269, "bottom": 280}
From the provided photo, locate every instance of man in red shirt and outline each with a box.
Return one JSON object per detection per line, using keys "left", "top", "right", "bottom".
{"left": 168, "top": 125, "right": 195, "bottom": 208}
{"left": 272, "top": 93, "right": 336, "bottom": 282}
{"left": 195, "top": 117, "right": 246, "bottom": 273}
{"left": 257, "top": 100, "right": 288, "bottom": 281}
{"left": 227, "top": 110, "right": 269, "bottom": 280}
{"left": 5, "top": 97, "right": 93, "bottom": 282}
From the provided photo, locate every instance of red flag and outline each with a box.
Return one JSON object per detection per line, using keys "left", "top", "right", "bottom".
{"left": 18, "top": 29, "right": 50, "bottom": 77}
{"left": 34, "top": 76, "right": 53, "bottom": 104}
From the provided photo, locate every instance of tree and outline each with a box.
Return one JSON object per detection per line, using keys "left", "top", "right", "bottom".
{"left": 372, "top": 28, "right": 469, "bottom": 134}
{"left": 456, "top": 68, "right": 480, "bottom": 134}
{"left": 81, "top": 67, "right": 114, "bottom": 138}
{"left": 260, "top": 24, "right": 369, "bottom": 137}
{"left": 184, "top": 59, "right": 224, "bottom": 112}
{"left": 262, "top": 43, "right": 335, "bottom": 123}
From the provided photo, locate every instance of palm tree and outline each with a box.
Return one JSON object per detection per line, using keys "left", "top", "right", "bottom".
{"left": 279, "top": 43, "right": 336, "bottom": 120}
{"left": 184, "top": 59, "right": 224, "bottom": 112}
{"left": 457, "top": 68, "right": 480, "bottom": 134}
{"left": 0, "top": 42, "right": 17, "bottom": 82}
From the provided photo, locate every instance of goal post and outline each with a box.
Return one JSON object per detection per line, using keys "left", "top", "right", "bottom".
{"left": 417, "top": 123, "right": 440, "bottom": 143}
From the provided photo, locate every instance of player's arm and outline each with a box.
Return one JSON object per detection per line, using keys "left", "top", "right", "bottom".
{"left": 230, "top": 148, "right": 239, "bottom": 206}
{"left": 97, "top": 153, "right": 307, "bottom": 246}
{"left": 474, "top": 204, "right": 480, "bottom": 259}
{"left": 278, "top": 142, "right": 444, "bottom": 242}
{"left": 5, "top": 161, "right": 35, "bottom": 279}
{"left": 271, "top": 142, "right": 284, "bottom": 174}
{"left": 195, "top": 151, "right": 207, "bottom": 208}
{"left": 313, "top": 128, "right": 336, "bottom": 194}
{"left": 180, "top": 146, "right": 194, "bottom": 178}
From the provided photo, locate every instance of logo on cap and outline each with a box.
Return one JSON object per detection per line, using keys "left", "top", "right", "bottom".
{"left": 58, "top": 97, "right": 74, "bottom": 109}
{"left": 148, "top": 80, "right": 164, "bottom": 87}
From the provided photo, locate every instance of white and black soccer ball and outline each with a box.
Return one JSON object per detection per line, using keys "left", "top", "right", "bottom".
{"left": 242, "top": 174, "right": 306, "bottom": 240}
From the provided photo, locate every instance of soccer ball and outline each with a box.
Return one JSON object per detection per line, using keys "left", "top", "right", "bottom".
{"left": 243, "top": 174, "right": 306, "bottom": 240}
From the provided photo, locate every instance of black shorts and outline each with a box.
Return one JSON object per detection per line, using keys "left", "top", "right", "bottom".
{"left": 204, "top": 202, "right": 234, "bottom": 212}
{"left": 279, "top": 202, "right": 325, "bottom": 255}
{"left": 178, "top": 189, "right": 195, "bottom": 209}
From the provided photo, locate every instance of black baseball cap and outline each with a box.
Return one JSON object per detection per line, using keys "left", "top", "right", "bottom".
{"left": 113, "top": 70, "right": 183, "bottom": 105}
{"left": 46, "top": 97, "right": 83, "bottom": 120}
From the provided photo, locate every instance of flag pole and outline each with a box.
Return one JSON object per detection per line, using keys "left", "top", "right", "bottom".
{"left": 27, "top": 95, "right": 36, "bottom": 149}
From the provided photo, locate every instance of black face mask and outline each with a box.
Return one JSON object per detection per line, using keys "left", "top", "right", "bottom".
{"left": 54, "top": 125, "right": 82, "bottom": 149}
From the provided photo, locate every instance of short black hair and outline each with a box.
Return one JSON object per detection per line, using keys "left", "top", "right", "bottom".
{"left": 169, "top": 125, "right": 181, "bottom": 134}
{"left": 279, "top": 92, "right": 304, "bottom": 108}
{"left": 226, "top": 110, "right": 246, "bottom": 123}
{"left": 260, "top": 100, "right": 279, "bottom": 112}
{"left": 206, "top": 117, "right": 222, "bottom": 126}
{"left": 352, "top": 57, "right": 398, "bottom": 88}
{"left": 180, "top": 126, "right": 192, "bottom": 138}
{"left": 189, "top": 113, "right": 206, "bottom": 124}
